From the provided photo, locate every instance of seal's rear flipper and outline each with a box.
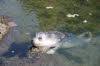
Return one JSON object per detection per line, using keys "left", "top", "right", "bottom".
{"left": 78, "top": 32, "right": 92, "bottom": 42}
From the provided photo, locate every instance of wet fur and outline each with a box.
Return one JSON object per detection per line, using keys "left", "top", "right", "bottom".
{"left": 31, "top": 31, "right": 65, "bottom": 54}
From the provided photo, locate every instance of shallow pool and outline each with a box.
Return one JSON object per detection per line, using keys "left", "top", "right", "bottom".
{"left": 0, "top": 0, "right": 100, "bottom": 66}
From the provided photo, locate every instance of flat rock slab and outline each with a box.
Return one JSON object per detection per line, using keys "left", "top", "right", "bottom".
{"left": 0, "top": 53, "right": 65, "bottom": 66}
{"left": 0, "top": 16, "right": 17, "bottom": 41}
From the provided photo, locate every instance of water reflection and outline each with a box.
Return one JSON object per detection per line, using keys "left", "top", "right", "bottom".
{"left": 58, "top": 48, "right": 83, "bottom": 63}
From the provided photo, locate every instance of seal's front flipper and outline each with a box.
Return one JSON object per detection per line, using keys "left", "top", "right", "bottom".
{"left": 46, "top": 49, "right": 55, "bottom": 54}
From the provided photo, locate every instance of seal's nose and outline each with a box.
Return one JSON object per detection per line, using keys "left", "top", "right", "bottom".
{"left": 38, "top": 37, "right": 42, "bottom": 40}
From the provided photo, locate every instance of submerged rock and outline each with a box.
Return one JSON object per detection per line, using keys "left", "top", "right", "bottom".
{"left": 0, "top": 16, "right": 17, "bottom": 41}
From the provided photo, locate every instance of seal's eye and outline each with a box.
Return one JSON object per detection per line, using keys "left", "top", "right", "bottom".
{"left": 38, "top": 37, "right": 42, "bottom": 40}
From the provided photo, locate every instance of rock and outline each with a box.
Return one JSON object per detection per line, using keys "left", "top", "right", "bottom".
{"left": 0, "top": 16, "right": 17, "bottom": 41}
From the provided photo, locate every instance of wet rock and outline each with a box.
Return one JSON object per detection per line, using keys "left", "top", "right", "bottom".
{"left": 30, "top": 45, "right": 47, "bottom": 53}
{"left": 0, "top": 16, "right": 17, "bottom": 41}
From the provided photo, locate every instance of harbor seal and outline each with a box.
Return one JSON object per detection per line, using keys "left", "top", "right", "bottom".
{"left": 30, "top": 31, "right": 92, "bottom": 54}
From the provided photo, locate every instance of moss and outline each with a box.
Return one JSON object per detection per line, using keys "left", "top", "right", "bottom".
{"left": 18, "top": 0, "right": 100, "bottom": 35}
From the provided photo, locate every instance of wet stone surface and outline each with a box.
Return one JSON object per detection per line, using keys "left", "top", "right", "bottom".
{"left": 0, "top": 52, "right": 65, "bottom": 66}
{"left": 0, "top": 16, "right": 9, "bottom": 40}
{"left": 0, "top": 16, "right": 18, "bottom": 56}
{"left": 0, "top": 16, "right": 17, "bottom": 41}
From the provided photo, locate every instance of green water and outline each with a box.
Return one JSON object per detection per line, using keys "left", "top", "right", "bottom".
{"left": 0, "top": 0, "right": 100, "bottom": 66}
{"left": 18, "top": 0, "right": 100, "bottom": 35}
{"left": 0, "top": 0, "right": 39, "bottom": 42}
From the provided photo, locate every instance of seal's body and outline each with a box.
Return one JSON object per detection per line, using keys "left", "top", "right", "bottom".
{"left": 31, "top": 31, "right": 65, "bottom": 54}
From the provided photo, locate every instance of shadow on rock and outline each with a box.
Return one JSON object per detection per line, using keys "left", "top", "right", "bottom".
{"left": 1, "top": 42, "right": 32, "bottom": 58}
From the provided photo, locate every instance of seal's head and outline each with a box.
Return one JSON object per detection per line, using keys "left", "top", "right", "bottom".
{"left": 32, "top": 31, "right": 65, "bottom": 47}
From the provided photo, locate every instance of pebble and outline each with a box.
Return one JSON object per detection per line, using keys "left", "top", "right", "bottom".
{"left": 89, "top": 13, "right": 92, "bottom": 15}
{"left": 66, "top": 14, "right": 79, "bottom": 18}
{"left": 83, "top": 20, "right": 87, "bottom": 23}
{"left": 11, "top": 51, "right": 15, "bottom": 53}
{"left": 46, "top": 6, "right": 53, "bottom": 9}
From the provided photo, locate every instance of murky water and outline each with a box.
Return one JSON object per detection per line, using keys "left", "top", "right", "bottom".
{"left": 0, "top": 0, "right": 39, "bottom": 42}
{"left": 0, "top": 0, "right": 100, "bottom": 66}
